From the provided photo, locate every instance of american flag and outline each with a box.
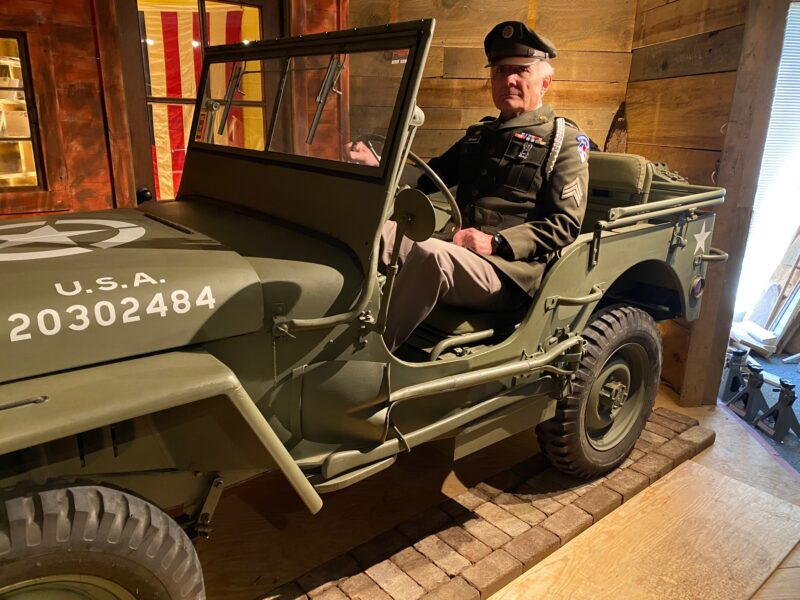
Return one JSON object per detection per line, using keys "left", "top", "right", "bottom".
{"left": 139, "top": 3, "right": 255, "bottom": 199}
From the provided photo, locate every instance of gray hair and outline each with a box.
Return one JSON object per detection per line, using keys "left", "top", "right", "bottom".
{"left": 532, "top": 60, "right": 554, "bottom": 80}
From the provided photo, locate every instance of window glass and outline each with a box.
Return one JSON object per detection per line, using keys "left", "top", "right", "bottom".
{"left": 196, "top": 48, "right": 409, "bottom": 167}
{"left": 137, "top": 0, "right": 266, "bottom": 198}
{"left": 0, "top": 36, "right": 41, "bottom": 189}
{"left": 194, "top": 59, "right": 270, "bottom": 149}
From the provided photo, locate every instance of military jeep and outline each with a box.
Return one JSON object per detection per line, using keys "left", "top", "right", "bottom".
{"left": 0, "top": 19, "right": 726, "bottom": 599}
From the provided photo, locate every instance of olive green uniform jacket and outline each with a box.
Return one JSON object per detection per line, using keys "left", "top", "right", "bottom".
{"left": 418, "top": 104, "right": 589, "bottom": 296}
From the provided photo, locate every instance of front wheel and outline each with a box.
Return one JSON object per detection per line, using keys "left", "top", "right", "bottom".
{"left": 537, "top": 305, "right": 661, "bottom": 477}
{"left": 0, "top": 485, "right": 205, "bottom": 599}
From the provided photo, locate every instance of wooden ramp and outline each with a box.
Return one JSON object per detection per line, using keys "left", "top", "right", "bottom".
{"left": 491, "top": 460, "right": 800, "bottom": 600}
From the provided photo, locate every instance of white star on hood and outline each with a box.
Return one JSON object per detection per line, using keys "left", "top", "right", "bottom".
{"left": 0, "top": 224, "right": 104, "bottom": 250}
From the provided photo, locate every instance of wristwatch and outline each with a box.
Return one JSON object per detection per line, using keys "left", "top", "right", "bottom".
{"left": 492, "top": 232, "right": 508, "bottom": 256}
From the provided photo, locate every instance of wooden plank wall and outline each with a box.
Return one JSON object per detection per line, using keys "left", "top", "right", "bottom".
{"left": 625, "top": 0, "right": 748, "bottom": 396}
{"left": 0, "top": 0, "right": 115, "bottom": 216}
{"left": 349, "top": 0, "right": 635, "bottom": 160}
{"left": 626, "top": 0, "right": 747, "bottom": 186}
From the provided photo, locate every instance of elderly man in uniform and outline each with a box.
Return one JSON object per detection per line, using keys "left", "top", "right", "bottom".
{"left": 349, "top": 21, "right": 590, "bottom": 351}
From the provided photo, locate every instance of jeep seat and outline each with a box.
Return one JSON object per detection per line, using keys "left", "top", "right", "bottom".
{"left": 580, "top": 152, "right": 653, "bottom": 233}
{"left": 422, "top": 303, "right": 529, "bottom": 336}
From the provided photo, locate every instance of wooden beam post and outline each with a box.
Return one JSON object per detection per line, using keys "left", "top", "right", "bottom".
{"left": 92, "top": 0, "right": 137, "bottom": 209}
{"left": 680, "top": 0, "right": 791, "bottom": 406}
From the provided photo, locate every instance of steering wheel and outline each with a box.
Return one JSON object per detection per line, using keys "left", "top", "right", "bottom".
{"left": 405, "top": 149, "right": 461, "bottom": 237}
{"left": 350, "top": 133, "right": 462, "bottom": 237}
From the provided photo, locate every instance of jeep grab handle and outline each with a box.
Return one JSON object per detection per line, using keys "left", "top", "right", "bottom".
{"left": 545, "top": 284, "right": 604, "bottom": 311}
{"left": 694, "top": 247, "right": 728, "bottom": 266}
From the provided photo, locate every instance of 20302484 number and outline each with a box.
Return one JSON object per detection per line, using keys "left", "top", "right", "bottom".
{"left": 8, "top": 286, "right": 216, "bottom": 342}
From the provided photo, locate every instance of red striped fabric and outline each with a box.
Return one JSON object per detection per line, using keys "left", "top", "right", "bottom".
{"left": 161, "top": 11, "right": 185, "bottom": 194}
{"left": 145, "top": 6, "right": 250, "bottom": 199}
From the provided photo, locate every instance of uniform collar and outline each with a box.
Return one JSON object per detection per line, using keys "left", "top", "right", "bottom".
{"left": 490, "top": 104, "right": 555, "bottom": 131}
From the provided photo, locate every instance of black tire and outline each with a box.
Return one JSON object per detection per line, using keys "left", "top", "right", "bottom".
{"left": 536, "top": 305, "right": 661, "bottom": 477}
{"left": 0, "top": 485, "right": 205, "bottom": 599}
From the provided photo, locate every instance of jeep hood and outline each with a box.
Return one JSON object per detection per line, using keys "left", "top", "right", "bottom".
{"left": 0, "top": 209, "right": 263, "bottom": 384}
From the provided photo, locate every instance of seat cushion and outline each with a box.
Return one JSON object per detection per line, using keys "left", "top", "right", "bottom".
{"left": 422, "top": 303, "right": 529, "bottom": 335}
{"left": 588, "top": 151, "right": 650, "bottom": 196}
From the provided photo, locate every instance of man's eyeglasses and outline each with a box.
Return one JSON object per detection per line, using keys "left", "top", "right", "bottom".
{"left": 489, "top": 63, "right": 543, "bottom": 80}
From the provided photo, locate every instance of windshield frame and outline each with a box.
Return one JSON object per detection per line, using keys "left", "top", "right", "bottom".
{"left": 188, "top": 22, "right": 431, "bottom": 183}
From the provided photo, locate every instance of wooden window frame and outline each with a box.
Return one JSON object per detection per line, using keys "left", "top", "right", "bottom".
{"left": 0, "top": 31, "right": 47, "bottom": 195}
{"left": 0, "top": 21, "right": 69, "bottom": 215}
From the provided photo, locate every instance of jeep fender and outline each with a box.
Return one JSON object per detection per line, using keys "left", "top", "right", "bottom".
{"left": 0, "top": 351, "right": 322, "bottom": 514}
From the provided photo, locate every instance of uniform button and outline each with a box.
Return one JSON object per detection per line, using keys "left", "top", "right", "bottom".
{"left": 480, "top": 168, "right": 487, "bottom": 176}
{"left": 471, "top": 189, "right": 479, "bottom": 197}
{"left": 488, "top": 146, "right": 496, "bottom": 153}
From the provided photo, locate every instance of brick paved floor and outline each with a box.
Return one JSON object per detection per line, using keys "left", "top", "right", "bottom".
{"left": 263, "top": 408, "right": 715, "bottom": 600}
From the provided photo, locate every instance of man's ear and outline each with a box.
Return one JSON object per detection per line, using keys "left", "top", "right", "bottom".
{"left": 541, "top": 75, "right": 552, "bottom": 95}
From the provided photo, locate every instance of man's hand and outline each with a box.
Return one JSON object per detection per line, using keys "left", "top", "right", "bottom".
{"left": 344, "top": 140, "right": 380, "bottom": 166}
{"left": 453, "top": 228, "right": 494, "bottom": 255}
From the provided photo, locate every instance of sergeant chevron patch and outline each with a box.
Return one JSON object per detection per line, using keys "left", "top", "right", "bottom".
{"left": 562, "top": 178, "right": 583, "bottom": 207}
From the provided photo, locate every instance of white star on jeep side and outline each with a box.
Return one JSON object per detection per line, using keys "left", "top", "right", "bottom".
{"left": 693, "top": 222, "right": 711, "bottom": 255}
{"left": 0, "top": 225, "right": 104, "bottom": 250}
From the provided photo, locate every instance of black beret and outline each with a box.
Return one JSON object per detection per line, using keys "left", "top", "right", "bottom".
{"left": 484, "top": 21, "right": 557, "bottom": 66}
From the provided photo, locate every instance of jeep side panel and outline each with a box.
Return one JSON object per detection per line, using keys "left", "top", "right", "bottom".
{"left": 0, "top": 351, "right": 322, "bottom": 513}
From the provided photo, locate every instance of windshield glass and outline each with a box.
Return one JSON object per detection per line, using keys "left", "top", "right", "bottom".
{"left": 193, "top": 47, "right": 410, "bottom": 167}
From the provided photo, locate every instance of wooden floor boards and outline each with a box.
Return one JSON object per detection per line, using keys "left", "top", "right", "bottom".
{"left": 754, "top": 543, "right": 800, "bottom": 599}
{"left": 491, "top": 461, "right": 800, "bottom": 600}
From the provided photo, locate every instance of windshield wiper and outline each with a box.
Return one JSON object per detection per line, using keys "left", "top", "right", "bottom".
{"left": 305, "top": 54, "right": 344, "bottom": 145}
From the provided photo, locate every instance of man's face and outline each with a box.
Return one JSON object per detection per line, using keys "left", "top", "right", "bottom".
{"left": 490, "top": 63, "right": 551, "bottom": 120}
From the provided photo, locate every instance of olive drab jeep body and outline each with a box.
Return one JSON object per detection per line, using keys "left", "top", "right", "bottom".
{"left": 0, "top": 20, "right": 726, "bottom": 599}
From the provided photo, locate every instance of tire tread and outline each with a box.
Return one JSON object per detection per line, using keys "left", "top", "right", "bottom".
{"left": 536, "top": 305, "right": 661, "bottom": 477}
{"left": 0, "top": 485, "right": 205, "bottom": 599}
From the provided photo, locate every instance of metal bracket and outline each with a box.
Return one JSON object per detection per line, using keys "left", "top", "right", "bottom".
{"left": 272, "top": 320, "right": 296, "bottom": 339}
{"left": 359, "top": 310, "right": 376, "bottom": 331}
{"left": 670, "top": 215, "right": 688, "bottom": 250}
{"left": 356, "top": 310, "right": 376, "bottom": 347}
{"left": 193, "top": 477, "right": 224, "bottom": 539}
{"left": 589, "top": 226, "right": 602, "bottom": 268}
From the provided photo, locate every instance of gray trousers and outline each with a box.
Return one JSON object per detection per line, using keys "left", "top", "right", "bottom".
{"left": 381, "top": 221, "right": 527, "bottom": 351}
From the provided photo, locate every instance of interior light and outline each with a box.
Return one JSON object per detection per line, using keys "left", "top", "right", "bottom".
{"left": 191, "top": 40, "right": 200, "bottom": 48}
{"left": 145, "top": 38, "right": 155, "bottom": 46}
{"left": 242, "top": 39, "right": 250, "bottom": 45}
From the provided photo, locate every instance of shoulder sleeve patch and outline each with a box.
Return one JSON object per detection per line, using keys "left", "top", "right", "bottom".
{"left": 576, "top": 134, "right": 590, "bottom": 163}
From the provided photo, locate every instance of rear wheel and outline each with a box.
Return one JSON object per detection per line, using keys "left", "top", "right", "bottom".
{"left": 537, "top": 305, "right": 661, "bottom": 477}
{"left": 0, "top": 485, "right": 205, "bottom": 599}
